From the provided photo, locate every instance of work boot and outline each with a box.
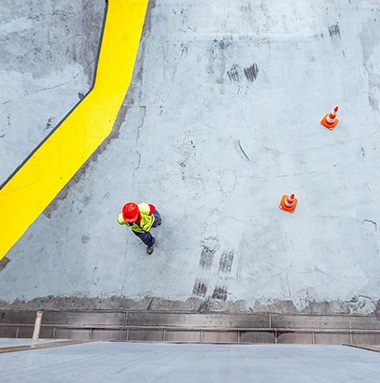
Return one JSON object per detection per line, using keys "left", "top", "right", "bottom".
{"left": 147, "top": 244, "right": 154, "bottom": 254}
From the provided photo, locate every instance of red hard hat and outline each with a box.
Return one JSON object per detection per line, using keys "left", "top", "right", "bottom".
{"left": 122, "top": 202, "right": 139, "bottom": 222}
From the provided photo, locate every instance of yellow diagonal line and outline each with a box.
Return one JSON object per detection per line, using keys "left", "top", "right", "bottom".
{"left": 0, "top": 0, "right": 149, "bottom": 260}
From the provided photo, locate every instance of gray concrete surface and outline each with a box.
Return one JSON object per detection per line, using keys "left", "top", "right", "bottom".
{"left": 1, "top": 0, "right": 380, "bottom": 315}
{"left": 0, "top": 341, "right": 380, "bottom": 383}
{"left": 0, "top": 0, "right": 104, "bottom": 184}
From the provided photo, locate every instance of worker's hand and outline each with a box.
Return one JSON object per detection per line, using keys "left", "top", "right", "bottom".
{"left": 141, "top": 223, "right": 151, "bottom": 232}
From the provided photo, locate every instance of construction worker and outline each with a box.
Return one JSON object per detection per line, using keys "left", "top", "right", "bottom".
{"left": 118, "top": 202, "right": 161, "bottom": 254}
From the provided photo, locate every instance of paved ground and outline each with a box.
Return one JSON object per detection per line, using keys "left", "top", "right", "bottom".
{"left": 0, "top": 0, "right": 380, "bottom": 315}
{"left": 0, "top": 0, "right": 104, "bottom": 184}
{"left": 0, "top": 341, "right": 380, "bottom": 383}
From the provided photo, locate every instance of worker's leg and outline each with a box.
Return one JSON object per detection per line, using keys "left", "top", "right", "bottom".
{"left": 132, "top": 230, "right": 155, "bottom": 247}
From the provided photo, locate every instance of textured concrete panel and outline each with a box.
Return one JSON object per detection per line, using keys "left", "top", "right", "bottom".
{"left": 127, "top": 313, "right": 188, "bottom": 327}
{"left": 271, "top": 315, "right": 352, "bottom": 329}
{"left": 128, "top": 329, "right": 164, "bottom": 342}
{"left": 92, "top": 330, "right": 126, "bottom": 341}
{"left": 352, "top": 333, "right": 380, "bottom": 345}
{"left": 314, "top": 333, "right": 351, "bottom": 345}
{"left": 240, "top": 331, "right": 275, "bottom": 344}
{"left": 54, "top": 329, "right": 92, "bottom": 340}
{"left": 0, "top": 328, "right": 18, "bottom": 338}
{"left": 43, "top": 311, "right": 126, "bottom": 326}
{"left": 165, "top": 331, "right": 201, "bottom": 343}
{"left": 0, "top": 311, "right": 36, "bottom": 324}
{"left": 277, "top": 332, "right": 314, "bottom": 344}
{"left": 187, "top": 313, "right": 270, "bottom": 328}
{"left": 201, "top": 331, "right": 238, "bottom": 343}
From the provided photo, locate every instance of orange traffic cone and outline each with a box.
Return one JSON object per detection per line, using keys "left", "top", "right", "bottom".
{"left": 321, "top": 106, "right": 339, "bottom": 130}
{"left": 279, "top": 193, "right": 298, "bottom": 213}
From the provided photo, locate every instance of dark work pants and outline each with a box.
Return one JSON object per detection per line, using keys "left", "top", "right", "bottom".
{"left": 132, "top": 210, "right": 161, "bottom": 247}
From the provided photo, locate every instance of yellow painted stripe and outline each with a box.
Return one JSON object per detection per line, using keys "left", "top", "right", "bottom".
{"left": 0, "top": 0, "right": 149, "bottom": 260}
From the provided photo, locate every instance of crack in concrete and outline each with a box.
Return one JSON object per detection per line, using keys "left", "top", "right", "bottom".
{"left": 362, "top": 219, "right": 377, "bottom": 231}
{"left": 237, "top": 139, "right": 250, "bottom": 161}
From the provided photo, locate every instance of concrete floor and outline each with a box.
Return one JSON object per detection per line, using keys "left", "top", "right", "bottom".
{"left": 0, "top": 341, "right": 380, "bottom": 383}
{"left": 0, "top": 0, "right": 380, "bottom": 314}
{"left": 0, "top": 0, "right": 105, "bottom": 184}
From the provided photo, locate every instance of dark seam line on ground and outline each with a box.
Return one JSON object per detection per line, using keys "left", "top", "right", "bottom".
{"left": 0, "top": 339, "right": 92, "bottom": 354}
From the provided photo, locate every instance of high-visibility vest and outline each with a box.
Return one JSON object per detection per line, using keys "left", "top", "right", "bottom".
{"left": 118, "top": 202, "right": 155, "bottom": 233}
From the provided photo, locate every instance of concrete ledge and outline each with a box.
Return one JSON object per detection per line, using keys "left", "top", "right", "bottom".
{"left": 1, "top": 310, "right": 380, "bottom": 345}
